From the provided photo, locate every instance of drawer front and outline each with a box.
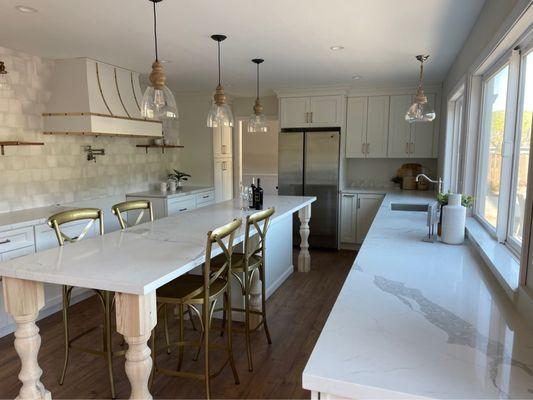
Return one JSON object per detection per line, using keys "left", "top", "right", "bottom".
{"left": 167, "top": 196, "right": 196, "bottom": 216}
{"left": 0, "top": 226, "right": 35, "bottom": 254}
{"left": 1, "top": 245, "right": 35, "bottom": 261}
{"left": 196, "top": 191, "right": 215, "bottom": 207}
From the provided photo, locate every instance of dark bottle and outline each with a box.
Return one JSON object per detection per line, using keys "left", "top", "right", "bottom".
{"left": 254, "top": 178, "right": 264, "bottom": 210}
{"left": 250, "top": 178, "right": 256, "bottom": 209}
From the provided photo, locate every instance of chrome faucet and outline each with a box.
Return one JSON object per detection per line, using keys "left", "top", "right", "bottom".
{"left": 416, "top": 174, "right": 442, "bottom": 193}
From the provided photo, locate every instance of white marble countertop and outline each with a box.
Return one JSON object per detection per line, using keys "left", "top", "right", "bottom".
{"left": 126, "top": 186, "right": 214, "bottom": 199}
{"left": 0, "top": 205, "right": 72, "bottom": 233}
{"left": 303, "top": 190, "right": 533, "bottom": 399}
{"left": 0, "top": 195, "right": 315, "bottom": 295}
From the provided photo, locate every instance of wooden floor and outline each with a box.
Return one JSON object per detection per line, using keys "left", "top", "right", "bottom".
{"left": 0, "top": 249, "right": 354, "bottom": 399}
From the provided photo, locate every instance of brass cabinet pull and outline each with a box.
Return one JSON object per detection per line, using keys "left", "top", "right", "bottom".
{"left": 310, "top": 112, "right": 313, "bottom": 123}
{"left": 0, "top": 239, "right": 11, "bottom": 245}
{"left": 410, "top": 142, "right": 414, "bottom": 154}
{"left": 305, "top": 112, "right": 309, "bottom": 124}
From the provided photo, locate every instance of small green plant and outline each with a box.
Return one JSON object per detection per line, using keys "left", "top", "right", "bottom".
{"left": 168, "top": 169, "right": 191, "bottom": 185}
{"left": 437, "top": 191, "right": 473, "bottom": 208}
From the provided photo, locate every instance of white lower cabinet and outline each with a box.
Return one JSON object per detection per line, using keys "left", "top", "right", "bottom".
{"left": 340, "top": 192, "right": 384, "bottom": 246}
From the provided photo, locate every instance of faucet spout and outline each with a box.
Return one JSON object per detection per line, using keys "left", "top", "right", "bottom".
{"left": 416, "top": 174, "right": 442, "bottom": 193}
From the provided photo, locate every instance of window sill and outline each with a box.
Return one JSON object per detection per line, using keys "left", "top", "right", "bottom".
{"left": 465, "top": 217, "right": 520, "bottom": 297}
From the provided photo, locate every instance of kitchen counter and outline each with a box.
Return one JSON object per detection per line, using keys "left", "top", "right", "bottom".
{"left": 126, "top": 186, "right": 214, "bottom": 199}
{"left": 303, "top": 190, "right": 533, "bottom": 399}
{"left": 0, "top": 204, "right": 71, "bottom": 232}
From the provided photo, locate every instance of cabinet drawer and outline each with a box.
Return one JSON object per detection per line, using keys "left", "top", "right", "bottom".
{"left": 0, "top": 226, "right": 35, "bottom": 254}
{"left": 1, "top": 245, "right": 35, "bottom": 261}
{"left": 167, "top": 196, "right": 196, "bottom": 215}
{"left": 196, "top": 191, "right": 215, "bottom": 207}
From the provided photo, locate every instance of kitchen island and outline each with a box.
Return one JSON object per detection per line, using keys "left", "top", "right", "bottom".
{"left": 0, "top": 195, "right": 315, "bottom": 400}
{"left": 303, "top": 190, "right": 533, "bottom": 399}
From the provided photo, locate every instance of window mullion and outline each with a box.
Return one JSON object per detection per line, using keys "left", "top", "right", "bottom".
{"left": 497, "top": 50, "right": 521, "bottom": 242}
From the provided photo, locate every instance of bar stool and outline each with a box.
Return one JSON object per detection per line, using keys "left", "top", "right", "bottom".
{"left": 111, "top": 199, "right": 153, "bottom": 229}
{"left": 212, "top": 207, "right": 275, "bottom": 372}
{"left": 48, "top": 208, "right": 122, "bottom": 399}
{"left": 151, "top": 218, "right": 242, "bottom": 399}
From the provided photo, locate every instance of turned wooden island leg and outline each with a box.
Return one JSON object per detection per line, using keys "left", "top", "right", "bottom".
{"left": 2, "top": 277, "right": 50, "bottom": 400}
{"left": 298, "top": 204, "right": 312, "bottom": 272}
{"left": 115, "top": 291, "right": 157, "bottom": 400}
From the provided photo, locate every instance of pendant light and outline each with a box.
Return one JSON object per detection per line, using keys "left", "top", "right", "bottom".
{"left": 141, "top": 0, "right": 178, "bottom": 120}
{"left": 207, "top": 35, "right": 234, "bottom": 128}
{"left": 0, "top": 62, "right": 10, "bottom": 89}
{"left": 247, "top": 59, "right": 268, "bottom": 133}
{"left": 405, "top": 55, "right": 436, "bottom": 123}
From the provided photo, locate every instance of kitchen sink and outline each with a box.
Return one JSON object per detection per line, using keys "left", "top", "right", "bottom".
{"left": 390, "top": 203, "right": 429, "bottom": 212}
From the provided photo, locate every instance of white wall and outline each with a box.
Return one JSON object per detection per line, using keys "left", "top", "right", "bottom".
{"left": 0, "top": 46, "right": 181, "bottom": 214}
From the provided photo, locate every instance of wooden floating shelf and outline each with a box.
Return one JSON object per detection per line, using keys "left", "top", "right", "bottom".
{"left": 136, "top": 144, "right": 184, "bottom": 154}
{"left": 0, "top": 141, "right": 44, "bottom": 155}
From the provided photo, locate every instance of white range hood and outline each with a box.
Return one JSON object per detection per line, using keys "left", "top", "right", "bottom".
{"left": 43, "top": 58, "right": 162, "bottom": 137}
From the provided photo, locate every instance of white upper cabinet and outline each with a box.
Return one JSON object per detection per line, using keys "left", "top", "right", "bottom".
{"left": 280, "top": 95, "right": 343, "bottom": 128}
{"left": 280, "top": 97, "right": 310, "bottom": 128}
{"left": 388, "top": 94, "right": 436, "bottom": 158}
{"left": 345, "top": 97, "right": 367, "bottom": 158}
{"left": 366, "top": 96, "right": 389, "bottom": 158}
{"left": 411, "top": 93, "right": 435, "bottom": 158}
{"left": 388, "top": 95, "right": 413, "bottom": 158}
{"left": 213, "top": 126, "right": 233, "bottom": 158}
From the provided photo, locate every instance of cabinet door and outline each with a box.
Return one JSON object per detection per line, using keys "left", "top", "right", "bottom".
{"left": 388, "top": 95, "right": 412, "bottom": 158}
{"left": 213, "top": 126, "right": 233, "bottom": 158}
{"left": 280, "top": 97, "right": 310, "bottom": 128}
{"left": 167, "top": 196, "right": 196, "bottom": 216}
{"left": 366, "top": 96, "right": 389, "bottom": 158}
{"left": 214, "top": 158, "right": 233, "bottom": 202}
{"left": 356, "top": 194, "right": 384, "bottom": 244}
{"left": 340, "top": 193, "right": 357, "bottom": 244}
{"left": 411, "top": 93, "right": 435, "bottom": 158}
{"left": 309, "top": 95, "right": 343, "bottom": 127}
{"left": 345, "top": 97, "right": 367, "bottom": 158}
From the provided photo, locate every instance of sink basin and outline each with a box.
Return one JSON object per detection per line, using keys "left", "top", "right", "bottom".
{"left": 390, "top": 203, "right": 429, "bottom": 212}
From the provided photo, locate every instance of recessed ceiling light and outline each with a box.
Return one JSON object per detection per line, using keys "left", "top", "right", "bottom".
{"left": 352, "top": 75, "right": 362, "bottom": 80}
{"left": 330, "top": 45, "right": 344, "bottom": 51}
{"left": 15, "top": 5, "right": 38, "bottom": 13}
{"left": 159, "top": 59, "right": 171, "bottom": 64}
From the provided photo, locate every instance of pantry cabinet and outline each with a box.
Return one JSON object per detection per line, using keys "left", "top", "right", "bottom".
{"left": 387, "top": 94, "right": 436, "bottom": 158}
{"left": 345, "top": 96, "right": 389, "bottom": 158}
{"left": 280, "top": 95, "right": 343, "bottom": 128}
{"left": 214, "top": 158, "right": 233, "bottom": 202}
{"left": 213, "top": 126, "right": 233, "bottom": 158}
{"left": 340, "top": 192, "right": 384, "bottom": 246}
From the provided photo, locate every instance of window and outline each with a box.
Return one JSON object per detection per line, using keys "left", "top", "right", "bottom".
{"left": 444, "top": 85, "right": 465, "bottom": 193}
{"left": 474, "top": 36, "right": 533, "bottom": 255}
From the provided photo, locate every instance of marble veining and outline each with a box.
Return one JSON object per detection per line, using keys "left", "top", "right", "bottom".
{"left": 303, "top": 190, "right": 533, "bottom": 399}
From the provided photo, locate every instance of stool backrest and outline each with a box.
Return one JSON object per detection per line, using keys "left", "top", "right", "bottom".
{"left": 244, "top": 207, "right": 275, "bottom": 268}
{"left": 111, "top": 200, "right": 154, "bottom": 230}
{"left": 47, "top": 208, "right": 104, "bottom": 246}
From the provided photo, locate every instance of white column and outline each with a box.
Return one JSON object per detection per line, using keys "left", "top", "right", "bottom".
{"left": 2, "top": 277, "right": 51, "bottom": 400}
{"left": 115, "top": 291, "right": 157, "bottom": 400}
{"left": 298, "top": 204, "right": 312, "bottom": 272}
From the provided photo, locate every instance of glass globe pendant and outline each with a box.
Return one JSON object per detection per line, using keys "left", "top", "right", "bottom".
{"left": 0, "top": 61, "right": 10, "bottom": 90}
{"left": 207, "top": 35, "right": 234, "bottom": 128}
{"left": 405, "top": 55, "right": 436, "bottom": 123}
{"left": 141, "top": 0, "right": 178, "bottom": 120}
{"left": 247, "top": 59, "right": 268, "bottom": 133}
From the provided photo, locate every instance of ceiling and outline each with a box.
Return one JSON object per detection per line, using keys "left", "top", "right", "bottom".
{"left": 0, "top": 0, "right": 485, "bottom": 96}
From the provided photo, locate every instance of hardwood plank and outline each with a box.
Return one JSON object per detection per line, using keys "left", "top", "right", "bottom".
{"left": 0, "top": 249, "right": 354, "bottom": 399}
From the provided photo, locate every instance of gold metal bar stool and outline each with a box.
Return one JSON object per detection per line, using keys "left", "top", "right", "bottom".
{"left": 111, "top": 199, "right": 154, "bottom": 229}
{"left": 150, "top": 218, "right": 242, "bottom": 399}
{"left": 48, "top": 208, "right": 123, "bottom": 399}
{"left": 213, "top": 207, "right": 275, "bottom": 372}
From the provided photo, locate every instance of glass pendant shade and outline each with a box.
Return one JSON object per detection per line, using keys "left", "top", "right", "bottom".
{"left": 207, "top": 102, "right": 234, "bottom": 127}
{"left": 405, "top": 98, "right": 435, "bottom": 122}
{"left": 248, "top": 112, "right": 268, "bottom": 133}
{"left": 141, "top": 84, "right": 178, "bottom": 120}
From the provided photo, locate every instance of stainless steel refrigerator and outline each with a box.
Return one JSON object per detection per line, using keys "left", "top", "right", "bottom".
{"left": 278, "top": 128, "right": 340, "bottom": 249}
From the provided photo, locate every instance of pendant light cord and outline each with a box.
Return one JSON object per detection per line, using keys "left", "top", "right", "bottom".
{"left": 256, "top": 63, "right": 260, "bottom": 100}
{"left": 217, "top": 41, "right": 221, "bottom": 86}
{"left": 153, "top": 1, "right": 158, "bottom": 61}
{"left": 418, "top": 60, "right": 424, "bottom": 88}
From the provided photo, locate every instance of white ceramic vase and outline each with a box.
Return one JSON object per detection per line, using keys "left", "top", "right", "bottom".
{"left": 441, "top": 193, "right": 466, "bottom": 245}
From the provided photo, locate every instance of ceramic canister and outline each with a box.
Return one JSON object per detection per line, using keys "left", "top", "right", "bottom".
{"left": 441, "top": 193, "right": 466, "bottom": 245}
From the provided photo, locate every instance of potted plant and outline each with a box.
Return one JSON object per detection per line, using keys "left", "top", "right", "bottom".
{"left": 436, "top": 192, "right": 473, "bottom": 235}
{"left": 168, "top": 169, "right": 191, "bottom": 189}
